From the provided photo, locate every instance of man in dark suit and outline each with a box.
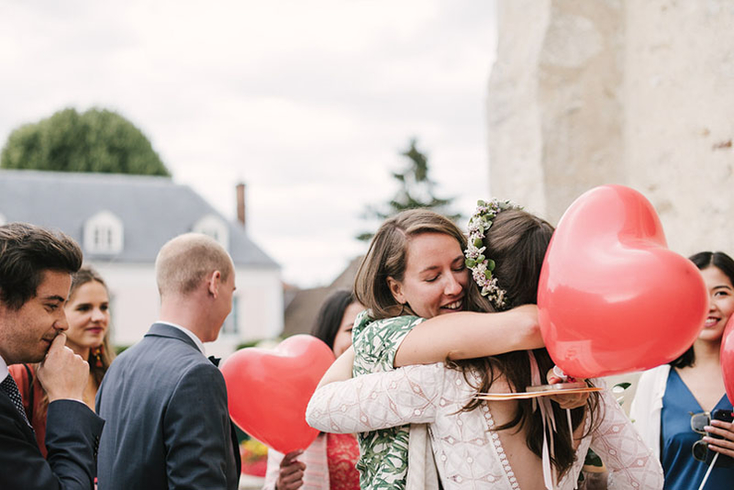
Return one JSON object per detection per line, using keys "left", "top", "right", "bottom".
{"left": 96, "top": 233, "right": 241, "bottom": 490}
{"left": 0, "top": 222, "right": 104, "bottom": 490}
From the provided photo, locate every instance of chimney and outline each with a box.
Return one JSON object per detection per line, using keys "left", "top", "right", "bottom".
{"left": 236, "top": 182, "right": 246, "bottom": 228}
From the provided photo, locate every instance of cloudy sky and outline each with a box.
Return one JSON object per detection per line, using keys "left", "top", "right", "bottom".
{"left": 0, "top": 0, "right": 497, "bottom": 287}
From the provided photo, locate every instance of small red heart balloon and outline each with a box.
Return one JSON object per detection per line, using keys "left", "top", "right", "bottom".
{"left": 722, "top": 314, "right": 734, "bottom": 406}
{"left": 221, "top": 335, "right": 335, "bottom": 453}
{"left": 538, "top": 185, "right": 708, "bottom": 378}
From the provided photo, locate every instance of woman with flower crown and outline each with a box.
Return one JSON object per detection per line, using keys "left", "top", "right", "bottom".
{"left": 306, "top": 203, "right": 663, "bottom": 489}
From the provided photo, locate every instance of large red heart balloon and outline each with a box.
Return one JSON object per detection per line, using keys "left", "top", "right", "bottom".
{"left": 538, "top": 185, "right": 708, "bottom": 378}
{"left": 722, "top": 314, "right": 734, "bottom": 405}
{"left": 221, "top": 335, "right": 335, "bottom": 453}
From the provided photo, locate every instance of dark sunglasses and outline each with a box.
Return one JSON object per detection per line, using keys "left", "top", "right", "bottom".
{"left": 690, "top": 411, "right": 711, "bottom": 462}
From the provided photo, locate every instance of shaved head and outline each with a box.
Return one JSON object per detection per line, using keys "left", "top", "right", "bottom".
{"left": 155, "top": 233, "right": 233, "bottom": 298}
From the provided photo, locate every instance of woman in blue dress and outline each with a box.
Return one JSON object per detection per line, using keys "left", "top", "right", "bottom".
{"left": 631, "top": 251, "right": 734, "bottom": 489}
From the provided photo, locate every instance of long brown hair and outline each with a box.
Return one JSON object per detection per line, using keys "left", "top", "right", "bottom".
{"left": 34, "top": 266, "right": 115, "bottom": 414}
{"left": 354, "top": 208, "right": 487, "bottom": 319}
{"left": 70, "top": 267, "right": 115, "bottom": 386}
{"left": 452, "top": 209, "right": 599, "bottom": 477}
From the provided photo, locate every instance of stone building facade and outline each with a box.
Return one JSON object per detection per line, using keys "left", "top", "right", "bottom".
{"left": 488, "top": 0, "right": 734, "bottom": 255}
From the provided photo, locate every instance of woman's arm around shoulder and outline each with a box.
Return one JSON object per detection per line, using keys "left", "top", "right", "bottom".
{"left": 317, "top": 346, "right": 355, "bottom": 389}
{"left": 394, "top": 304, "right": 543, "bottom": 367}
{"left": 307, "top": 363, "right": 446, "bottom": 434}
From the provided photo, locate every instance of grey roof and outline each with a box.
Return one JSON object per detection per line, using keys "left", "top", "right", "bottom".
{"left": 0, "top": 169, "right": 278, "bottom": 268}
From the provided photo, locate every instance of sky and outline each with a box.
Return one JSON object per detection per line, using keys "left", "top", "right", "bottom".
{"left": 0, "top": 0, "right": 497, "bottom": 288}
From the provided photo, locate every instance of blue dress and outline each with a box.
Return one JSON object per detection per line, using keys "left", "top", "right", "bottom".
{"left": 661, "top": 369, "right": 734, "bottom": 489}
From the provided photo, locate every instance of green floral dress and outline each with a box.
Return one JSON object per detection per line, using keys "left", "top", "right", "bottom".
{"left": 351, "top": 310, "right": 426, "bottom": 490}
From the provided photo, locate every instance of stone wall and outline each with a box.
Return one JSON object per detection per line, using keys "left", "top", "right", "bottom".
{"left": 489, "top": 0, "right": 734, "bottom": 256}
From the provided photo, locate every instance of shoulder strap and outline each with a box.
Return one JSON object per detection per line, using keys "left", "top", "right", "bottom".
{"left": 21, "top": 363, "right": 34, "bottom": 419}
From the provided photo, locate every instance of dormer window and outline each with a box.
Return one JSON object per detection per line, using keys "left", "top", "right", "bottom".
{"left": 192, "top": 214, "right": 229, "bottom": 251}
{"left": 84, "top": 211, "right": 124, "bottom": 255}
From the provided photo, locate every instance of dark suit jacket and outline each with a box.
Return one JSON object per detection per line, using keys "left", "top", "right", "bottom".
{"left": 96, "top": 323, "right": 241, "bottom": 490}
{"left": 0, "top": 390, "right": 104, "bottom": 490}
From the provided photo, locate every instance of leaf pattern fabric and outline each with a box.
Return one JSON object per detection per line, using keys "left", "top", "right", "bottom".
{"left": 350, "top": 311, "right": 426, "bottom": 490}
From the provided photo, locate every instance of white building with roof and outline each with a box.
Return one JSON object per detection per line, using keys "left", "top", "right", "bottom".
{"left": 0, "top": 169, "right": 283, "bottom": 357}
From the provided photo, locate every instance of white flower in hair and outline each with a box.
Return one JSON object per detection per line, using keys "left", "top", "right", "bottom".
{"left": 464, "top": 198, "right": 522, "bottom": 310}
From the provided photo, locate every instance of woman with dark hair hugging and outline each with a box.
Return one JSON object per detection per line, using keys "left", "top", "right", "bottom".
{"left": 307, "top": 202, "right": 663, "bottom": 490}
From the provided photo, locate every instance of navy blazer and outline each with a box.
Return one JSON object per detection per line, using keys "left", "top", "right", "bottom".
{"left": 96, "top": 323, "right": 240, "bottom": 490}
{"left": 0, "top": 387, "right": 104, "bottom": 490}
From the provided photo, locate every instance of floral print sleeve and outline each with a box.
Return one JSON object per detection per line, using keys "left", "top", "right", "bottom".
{"left": 348, "top": 311, "right": 427, "bottom": 490}
{"left": 351, "top": 311, "right": 426, "bottom": 376}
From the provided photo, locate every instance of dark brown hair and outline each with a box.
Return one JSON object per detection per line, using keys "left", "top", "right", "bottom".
{"left": 0, "top": 222, "right": 83, "bottom": 310}
{"left": 311, "top": 289, "right": 357, "bottom": 351}
{"left": 670, "top": 251, "right": 734, "bottom": 368}
{"left": 453, "top": 209, "right": 598, "bottom": 477}
{"left": 354, "top": 208, "right": 487, "bottom": 319}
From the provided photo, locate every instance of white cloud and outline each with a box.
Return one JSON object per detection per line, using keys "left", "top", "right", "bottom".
{"left": 0, "top": 0, "right": 497, "bottom": 287}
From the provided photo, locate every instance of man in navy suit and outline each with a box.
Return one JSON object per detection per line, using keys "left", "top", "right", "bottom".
{"left": 0, "top": 223, "right": 104, "bottom": 490}
{"left": 96, "top": 233, "right": 241, "bottom": 490}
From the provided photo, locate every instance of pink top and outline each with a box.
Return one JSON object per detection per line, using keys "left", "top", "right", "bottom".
{"left": 326, "top": 433, "right": 359, "bottom": 490}
{"left": 9, "top": 363, "right": 47, "bottom": 457}
{"left": 263, "top": 433, "right": 359, "bottom": 490}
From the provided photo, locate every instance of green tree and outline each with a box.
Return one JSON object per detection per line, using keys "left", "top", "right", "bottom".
{"left": 1, "top": 107, "right": 170, "bottom": 176}
{"left": 357, "top": 138, "right": 461, "bottom": 241}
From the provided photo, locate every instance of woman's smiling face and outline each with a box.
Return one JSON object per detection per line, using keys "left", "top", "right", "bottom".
{"left": 700, "top": 265, "right": 734, "bottom": 343}
{"left": 64, "top": 280, "right": 110, "bottom": 354}
{"left": 387, "top": 232, "right": 468, "bottom": 319}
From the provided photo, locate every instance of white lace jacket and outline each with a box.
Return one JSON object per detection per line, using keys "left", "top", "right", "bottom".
{"left": 306, "top": 363, "right": 663, "bottom": 490}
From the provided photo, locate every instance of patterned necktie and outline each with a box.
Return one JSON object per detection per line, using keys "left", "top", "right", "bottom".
{"left": 1, "top": 374, "right": 32, "bottom": 428}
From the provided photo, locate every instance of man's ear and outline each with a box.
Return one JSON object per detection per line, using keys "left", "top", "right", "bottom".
{"left": 386, "top": 276, "right": 406, "bottom": 305}
{"left": 208, "top": 271, "right": 222, "bottom": 297}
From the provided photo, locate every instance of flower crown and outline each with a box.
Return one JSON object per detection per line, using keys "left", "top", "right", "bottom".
{"left": 464, "top": 199, "right": 522, "bottom": 310}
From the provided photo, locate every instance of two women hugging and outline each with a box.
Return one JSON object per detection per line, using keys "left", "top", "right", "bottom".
{"left": 306, "top": 200, "right": 664, "bottom": 490}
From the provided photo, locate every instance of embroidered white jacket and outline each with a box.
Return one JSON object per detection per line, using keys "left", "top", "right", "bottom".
{"left": 306, "top": 363, "right": 663, "bottom": 490}
{"left": 628, "top": 365, "right": 670, "bottom": 460}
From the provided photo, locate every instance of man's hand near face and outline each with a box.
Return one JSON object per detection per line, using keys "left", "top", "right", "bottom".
{"left": 37, "top": 334, "right": 89, "bottom": 402}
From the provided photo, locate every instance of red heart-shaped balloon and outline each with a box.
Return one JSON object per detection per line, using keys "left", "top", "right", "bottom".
{"left": 538, "top": 185, "right": 708, "bottom": 378}
{"left": 221, "top": 335, "right": 335, "bottom": 453}
{"left": 722, "top": 314, "right": 734, "bottom": 406}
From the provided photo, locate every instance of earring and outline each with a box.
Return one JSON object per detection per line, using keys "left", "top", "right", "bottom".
{"left": 92, "top": 345, "right": 104, "bottom": 368}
